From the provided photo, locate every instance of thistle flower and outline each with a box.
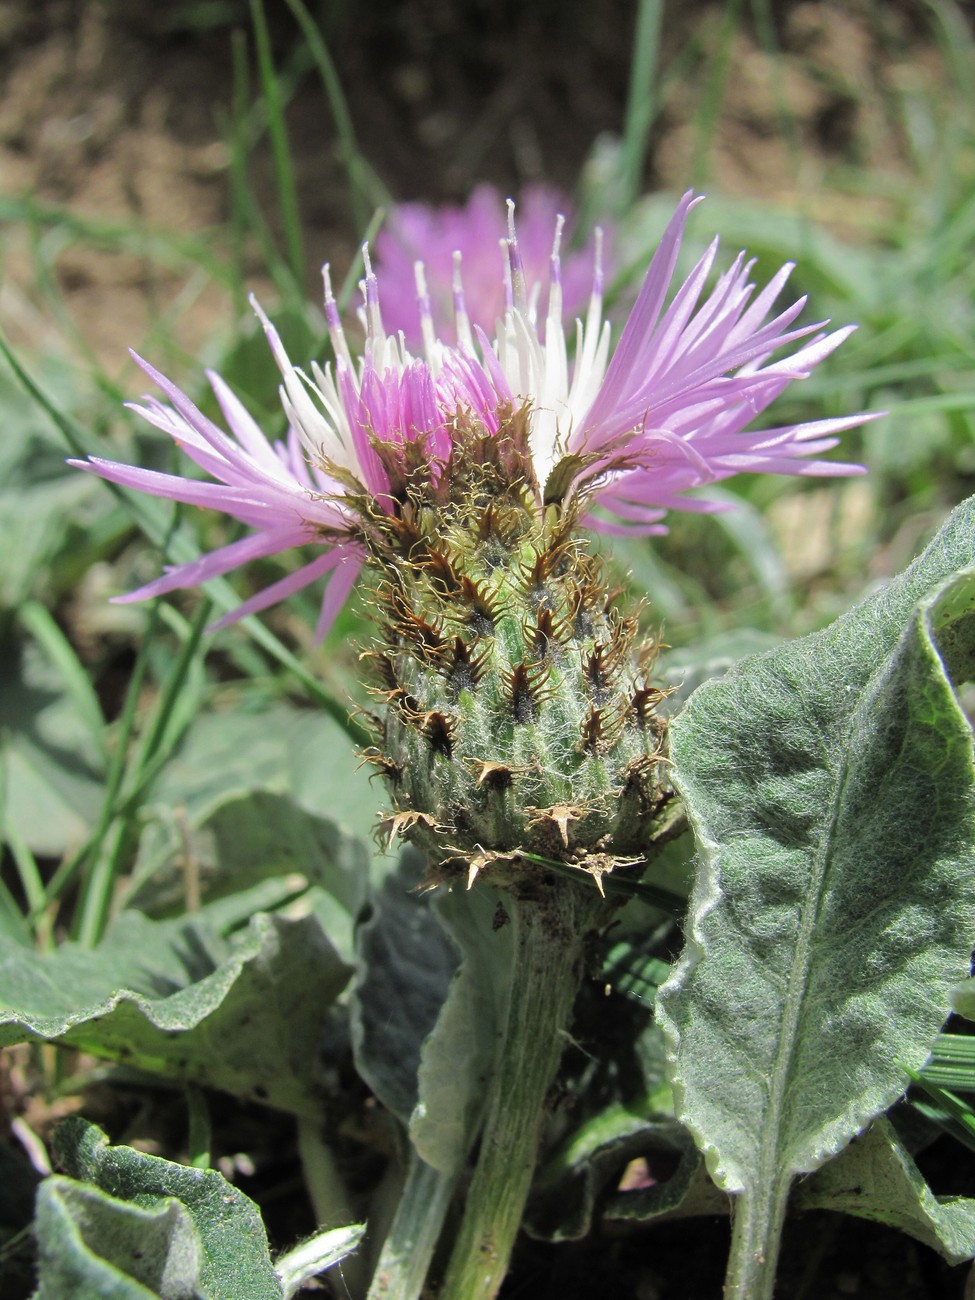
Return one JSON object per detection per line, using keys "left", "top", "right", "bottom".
{"left": 73, "top": 190, "right": 869, "bottom": 881}
{"left": 373, "top": 183, "right": 606, "bottom": 347}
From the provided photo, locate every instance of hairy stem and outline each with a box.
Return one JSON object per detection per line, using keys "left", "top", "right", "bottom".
{"left": 724, "top": 1176, "right": 792, "bottom": 1300}
{"left": 438, "top": 882, "right": 604, "bottom": 1300}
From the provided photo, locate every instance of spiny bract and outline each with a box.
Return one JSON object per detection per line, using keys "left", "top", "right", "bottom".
{"left": 357, "top": 405, "right": 672, "bottom": 887}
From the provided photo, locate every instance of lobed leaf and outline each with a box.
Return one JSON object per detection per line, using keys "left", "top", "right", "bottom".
{"left": 34, "top": 1179, "right": 203, "bottom": 1300}
{"left": 528, "top": 1109, "right": 705, "bottom": 1242}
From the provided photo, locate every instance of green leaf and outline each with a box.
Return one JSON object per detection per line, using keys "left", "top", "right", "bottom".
{"left": 34, "top": 1178, "right": 203, "bottom": 1299}
{"left": 349, "top": 849, "right": 459, "bottom": 1124}
{"left": 0, "top": 894, "right": 351, "bottom": 1116}
{"left": 141, "top": 706, "right": 379, "bottom": 849}
{"left": 19, "top": 601, "right": 107, "bottom": 763}
{"left": 528, "top": 1110, "right": 706, "bottom": 1242}
{"left": 527, "top": 1009, "right": 714, "bottom": 1242}
{"left": 564, "top": 1107, "right": 975, "bottom": 1258}
{"left": 797, "top": 1116, "right": 975, "bottom": 1264}
{"left": 274, "top": 1224, "right": 365, "bottom": 1298}
{"left": 656, "top": 498, "right": 975, "bottom": 1276}
{"left": 0, "top": 365, "right": 102, "bottom": 609}
{"left": 125, "top": 790, "right": 369, "bottom": 962}
{"left": 952, "top": 978, "right": 975, "bottom": 1020}
{"left": 409, "top": 884, "right": 515, "bottom": 1175}
{"left": 0, "top": 630, "right": 105, "bottom": 857}
{"left": 34, "top": 1117, "right": 282, "bottom": 1299}
{"left": 927, "top": 566, "right": 975, "bottom": 685}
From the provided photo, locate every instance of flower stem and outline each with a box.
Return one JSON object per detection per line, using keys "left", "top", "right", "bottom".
{"left": 366, "top": 1152, "right": 455, "bottom": 1300}
{"left": 438, "top": 881, "right": 604, "bottom": 1300}
{"left": 297, "top": 1119, "right": 367, "bottom": 1298}
{"left": 723, "top": 1176, "right": 792, "bottom": 1300}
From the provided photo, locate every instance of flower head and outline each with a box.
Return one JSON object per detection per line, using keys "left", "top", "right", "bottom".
{"left": 373, "top": 184, "right": 606, "bottom": 347}
{"left": 72, "top": 190, "right": 869, "bottom": 637}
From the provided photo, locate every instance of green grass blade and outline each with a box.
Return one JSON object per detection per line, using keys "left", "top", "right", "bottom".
{"left": 70, "top": 597, "right": 209, "bottom": 947}
{"left": 219, "top": 29, "right": 309, "bottom": 307}
{"left": 66, "top": 591, "right": 166, "bottom": 943}
{"left": 924, "top": 0, "right": 975, "bottom": 93}
{"left": 117, "top": 601, "right": 212, "bottom": 811}
{"left": 0, "top": 195, "right": 232, "bottom": 282}
{"left": 689, "top": 0, "right": 745, "bottom": 186}
{"left": 906, "top": 1065, "right": 975, "bottom": 1157}
{"left": 19, "top": 602, "right": 108, "bottom": 765}
{"left": 618, "top": 0, "right": 664, "bottom": 210}
{"left": 748, "top": 0, "right": 801, "bottom": 178}
{"left": 0, "top": 780, "right": 48, "bottom": 938}
{"left": 250, "top": 0, "right": 306, "bottom": 289}
{"left": 227, "top": 27, "right": 253, "bottom": 319}
{"left": 920, "top": 1034, "right": 975, "bottom": 1091}
{"left": 281, "top": 0, "right": 391, "bottom": 232}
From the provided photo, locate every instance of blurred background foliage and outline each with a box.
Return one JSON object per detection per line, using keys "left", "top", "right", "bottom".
{"left": 0, "top": 0, "right": 973, "bottom": 1015}
{"left": 1, "top": 3, "right": 974, "bottom": 1294}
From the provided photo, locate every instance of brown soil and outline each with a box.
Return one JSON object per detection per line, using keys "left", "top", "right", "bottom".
{"left": 0, "top": 0, "right": 961, "bottom": 368}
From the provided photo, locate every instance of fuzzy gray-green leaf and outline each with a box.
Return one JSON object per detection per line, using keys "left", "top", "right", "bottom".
{"left": 409, "top": 885, "right": 515, "bottom": 1174}
{"left": 349, "top": 849, "right": 459, "bottom": 1124}
{"left": 33, "top": 1179, "right": 202, "bottom": 1300}
{"left": 0, "top": 896, "right": 351, "bottom": 1116}
{"left": 797, "top": 1116, "right": 975, "bottom": 1263}
{"left": 34, "top": 1118, "right": 281, "bottom": 1299}
{"left": 657, "top": 498, "right": 975, "bottom": 1202}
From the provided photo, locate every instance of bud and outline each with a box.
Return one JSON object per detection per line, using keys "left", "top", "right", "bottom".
{"left": 358, "top": 403, "right": 670, "bottom": 887}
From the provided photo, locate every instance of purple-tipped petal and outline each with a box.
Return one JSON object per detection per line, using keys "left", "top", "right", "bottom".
{"left": 112, "top": 528, "right": 310, "bottom": 603}
{"left": 74, "top": 191, "right": 871, "bottom": 634}
{"left": 208, "top": 547, "right": 359, "bottom": 631}
{"left": 313, "top": 552, "right": 365, "bottom": 641}
{"left": 373, "top": 184, "right": 614, "bottom": 347}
